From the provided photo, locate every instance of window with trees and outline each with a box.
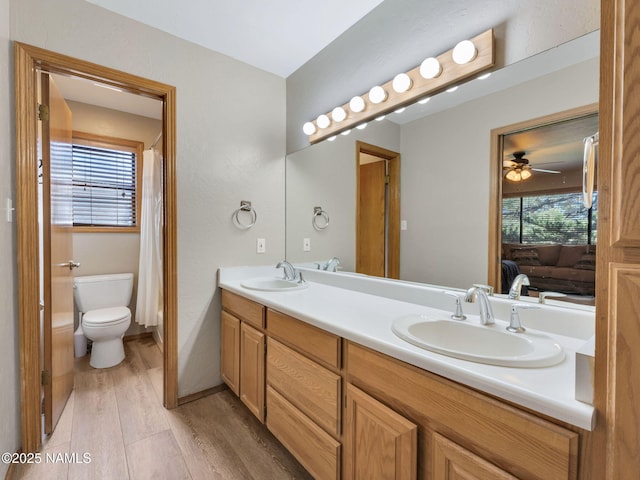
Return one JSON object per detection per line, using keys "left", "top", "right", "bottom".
{"left": 502, "top": 192, "right": 597, "bottom": 245}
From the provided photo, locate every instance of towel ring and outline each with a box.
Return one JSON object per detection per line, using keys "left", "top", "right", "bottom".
{"left": 312, "top": 206, "right": 330, "bottom": 231}
{"left": 233, "top": 201, "right": 257, "bottom": 229}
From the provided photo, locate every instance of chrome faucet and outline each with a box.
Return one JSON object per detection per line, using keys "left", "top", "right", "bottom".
{"left": 323, "top": 256, "right": 340, "bottom": 272}
{"left": 507, "top": 303, "right": 540, "bottom": 333}
{"left": 538, "top": 291, "right": 567, "bottom": 304}
{"left": 508, "top": 274, "right": 530, "bottom": 300}
{"left": 464, "top": 286, "right": 495, "bottom": 325}
{"left": 276, "top": 261, "right": 297, "bottom": 281}
{"left": 443, "top": 291, "right": 466, "bottom": 321}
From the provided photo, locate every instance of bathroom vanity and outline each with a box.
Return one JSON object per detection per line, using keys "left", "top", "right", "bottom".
{"left": 218, "top": 266, "right": 595, "bottom": 480}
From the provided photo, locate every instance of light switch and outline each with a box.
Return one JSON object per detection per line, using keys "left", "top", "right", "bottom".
{"left": 401, "top": 220, "right": 407, "bottom": 230}
{"left": 256, "top": 238, "right": 266, "bottom": 254}
{"left": 303, "top": 238, "right": 311, "bottom": 252}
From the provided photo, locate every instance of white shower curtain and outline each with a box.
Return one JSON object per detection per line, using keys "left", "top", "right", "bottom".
{"left": 136, "top": 148, "right": 163, "bottom": 327}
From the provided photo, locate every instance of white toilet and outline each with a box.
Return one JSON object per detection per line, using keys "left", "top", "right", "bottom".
{"left": 73, "top": 273, "right": 134, "bottom": 368}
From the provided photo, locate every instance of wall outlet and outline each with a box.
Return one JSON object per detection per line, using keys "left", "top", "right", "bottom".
{"left": 303, "top": 238, "right": 311, "bottom": 252}
{"left": 401, "top": 220, "right": 407, "bottom": 231}
{"left": 256, "top": 238, "right": 266, "bottom": 254}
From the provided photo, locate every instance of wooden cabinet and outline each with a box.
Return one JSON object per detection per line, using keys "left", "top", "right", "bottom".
{"left": 240, "top": 322, "right": 265, "bottom": 422}
{"left": 220, "top": 311, "right": 240, "bottom": 395}
{"left": 344, "top": 383, "right": 417, "bottom": 480}
{"left": 346, "top": 341, "right": 579, "bottom": 480}
{"left": 432, "top": 433, "right": 516, "bottom": 480}
{"left": 221, "top": 290, "right": 265, "bottom": 422}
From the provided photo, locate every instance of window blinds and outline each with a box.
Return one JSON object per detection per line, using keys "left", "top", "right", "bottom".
{"left": 70, "top": 143, "right": 137, "bottom": 227}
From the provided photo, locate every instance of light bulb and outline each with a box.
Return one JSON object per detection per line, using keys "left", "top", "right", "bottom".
{"left": 356, "top": 123, "right": 367, "bottom": 130}
{"left": 341, "top": 129, "right": 352, "bottom": 136}
{"left": 395, "top": 107, "right": 406, "bottom": 114}
{"left": 477, "top": 72, "right": 491, "bottom": 80}
{"left": 375, "top": 115, "right": 386, "bottom": 121}
{"left": 420, "top": 57, "right": 442, "bottom": 79}
{"left": 418, "top": 97, "right": 430, "bottom": 104}
{"left": 368, "top": 86, "right": 387, "bottom": 104}
{"left": 316, "top": 114, "right": 330, "bottom": 129}
{"left": 392, "top": 73, "right": 412, "bottom": 93}
{"left": 452, "top": 40, "right": 477, "bottom": 64}
{"left": 327, "top": 136, "right": 337, "bottom": 142}
{"left": 521, "top": 169, "right": 532, "bottom": 180}
{"left": 302, "top": 122, "right": 316, "bottom": 135}
{"left": 349, "top": 96, "right": 365, "bottom": 113}
{"left": 332, "top": 106, "right": 347, "bottom": 122}
{"left": 446, "top": 86, "right": 458, "bottom": 93}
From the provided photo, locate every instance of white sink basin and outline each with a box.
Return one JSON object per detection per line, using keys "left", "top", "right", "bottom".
{"left": 392, "top": 315, "right": 564, "bottom": 368}
{"left": 240, "top": 277, "right": 309, "bottom": 292}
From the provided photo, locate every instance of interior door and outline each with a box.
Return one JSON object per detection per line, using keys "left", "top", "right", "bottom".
{"left": 41, "top": 72, "right": 75, "bottom": 434}
{"left": 357, "top": 159, "right": 387, "bottom": 276}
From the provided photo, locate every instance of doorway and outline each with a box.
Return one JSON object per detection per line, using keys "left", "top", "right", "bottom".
{"left": 355, "top": 141, "right": 400, "bottom": 279}
{"left": 15, "top": 42, "right": 178, "bottom": 453}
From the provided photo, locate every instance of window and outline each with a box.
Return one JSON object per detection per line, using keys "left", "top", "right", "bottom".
{"left": 70, "top": 132, "right": 143, "bottom": 231}
{"left": 502, "top": 191, "right": 598, "bottom": 244}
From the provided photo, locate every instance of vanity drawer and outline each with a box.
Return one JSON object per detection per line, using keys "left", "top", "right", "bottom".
{"left": 267, "top": 338, "right": 341, "bottom": 438}
{"left": 221, "top": 289, "right": 265, "bottom": 329}
{"left": 266, "top": 385, "right": 341, "bottom": 480}
{"left": 267, "top": 308, "right": 341, "bottom": 370}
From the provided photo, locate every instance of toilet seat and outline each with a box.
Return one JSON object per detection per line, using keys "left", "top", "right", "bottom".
{"left": 83, "top": 306, "right": 131, "bottom": 327}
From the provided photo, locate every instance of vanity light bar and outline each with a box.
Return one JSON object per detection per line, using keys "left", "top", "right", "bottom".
{"left": 305, "top": 28, "right": 495, "bottom": 144}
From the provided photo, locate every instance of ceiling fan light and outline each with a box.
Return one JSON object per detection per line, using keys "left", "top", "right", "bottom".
{"left": 520, "top": 169, "right": 532, "bottom": 180}
{"left": 505, "top": 169, "right": 521, "bottom": 182}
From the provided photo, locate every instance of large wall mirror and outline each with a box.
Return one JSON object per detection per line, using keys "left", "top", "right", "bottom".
{"left": 285, "top": 30, "right": 599, "bottom": 308}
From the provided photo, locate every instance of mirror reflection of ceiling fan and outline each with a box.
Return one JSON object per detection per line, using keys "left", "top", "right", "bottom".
{"left": 503, "top": 151, "right": 561, "bottom": 182}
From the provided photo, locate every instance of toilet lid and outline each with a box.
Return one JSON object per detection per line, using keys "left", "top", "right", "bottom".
{"left": 83, "top": 306, "right": 131, "bottom": 326}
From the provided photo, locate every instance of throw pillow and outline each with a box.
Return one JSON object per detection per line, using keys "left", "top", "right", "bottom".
{"left": 511, "top": 248, "right": 541, "bottom": 266}
{"left": 575, "top": 252, "right": 596, "bottom": 270}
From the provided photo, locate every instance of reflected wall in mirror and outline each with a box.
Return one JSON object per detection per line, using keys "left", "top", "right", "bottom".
{"left": 491, "top": 105, "right": 598, "bottom": 306}
{"left": 286, "top": 31, "right": 599, "bottom": 304}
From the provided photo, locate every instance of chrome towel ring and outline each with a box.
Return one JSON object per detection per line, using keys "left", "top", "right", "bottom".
{"left": 312, "top": 206, "right": 330, "bottom": 230}
{"left": 233, "top": 200, "right": 257, "bottom": 229}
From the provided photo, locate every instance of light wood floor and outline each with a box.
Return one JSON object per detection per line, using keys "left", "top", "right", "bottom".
{"left": 13, "top": 337, "right": 312, "bottom": 480}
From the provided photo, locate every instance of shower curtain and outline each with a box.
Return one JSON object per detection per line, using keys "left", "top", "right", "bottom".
{"left": 136, "top": 148, "right": 163, "bottom": 327}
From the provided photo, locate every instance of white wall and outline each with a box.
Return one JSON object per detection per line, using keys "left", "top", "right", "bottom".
{"left": 1, "top": 0, "right": 20, "bottom": 473}
{"left": 286, "top": 0, "right": 600, "bottom": 153}
{"left": 11, "top": 0, "right": 286, "bottom": 397}
{"left": 400, "top": 58, "right": 599, "bottom": 288}
{"left": 68, "top": 100, "right": 162, "bottom": 337}
{"left": 286, "top": 120, "right": 400, "bottom": 271}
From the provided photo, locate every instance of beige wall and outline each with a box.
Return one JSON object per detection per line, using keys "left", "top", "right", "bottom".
{"left": 0, "top": 0, "right": 20, "bottom": 474}
{"left": 68, "top": 100, "right": 162, "bottom": 336}
{"left": 11, "top": 0, "right": 287, "bottom": 397}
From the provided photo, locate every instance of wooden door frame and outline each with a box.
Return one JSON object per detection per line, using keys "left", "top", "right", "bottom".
{"left": 355, "top": 141, "right": 400, "bottom": 279}
{"left": 15, "top": 42, "right": 178, "bottom": 453}
{"left": 487, "top": 103, "right": 599, "bottom": 292}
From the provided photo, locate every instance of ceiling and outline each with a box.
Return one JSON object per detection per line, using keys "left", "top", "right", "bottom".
{"left": 84, "top": 0, "right": 385, "bottom": 78}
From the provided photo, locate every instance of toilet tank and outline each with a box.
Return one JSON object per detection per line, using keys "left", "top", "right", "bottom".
{"left": 73, "top": 273, "right": 134, "bottom": 312}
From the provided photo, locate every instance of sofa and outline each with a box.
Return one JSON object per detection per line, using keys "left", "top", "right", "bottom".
{"left": 502, "top": 243, "right": 596, "bottom": 296}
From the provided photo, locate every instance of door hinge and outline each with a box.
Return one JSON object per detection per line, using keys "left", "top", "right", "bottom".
{"left": 385, "top": 175, "right": 390, "bottom": 184}
{"left": 38, "top": 104, "right": 49, "bottom": 122}
{"left": 41, "top": 369, "right": 51, "bottom": 386}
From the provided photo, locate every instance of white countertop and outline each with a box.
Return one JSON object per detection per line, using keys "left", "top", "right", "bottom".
{"left": 218, "top": 266, "right": 596, "bottom": 431}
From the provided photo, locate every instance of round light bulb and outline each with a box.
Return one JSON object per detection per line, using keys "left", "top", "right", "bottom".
{"left": 341, "top": 129, "right": 352, "bottom": 136}
{"left": 418, "top": 97, "right": 431, "bottom": 104}
{"left": 302, "top": 122, "right": 316, "bottom": 135}
{"left": 477, "top": 72, "right": 491, "bottom": 80}
{"left": 452, "top": 40, "right": 477, "bottom": 64}
{"left": 446, "top": 86, "right": 459, "bottom": 93}
{"left": 368, "top": 86, "right": 387, "bottom": 104}
{"left": 331, "top": 106, "right": 347, "bottom": 122}
{"left": 395, "top": 107, "right": 406, "bottom": 114}
{"left": 349, "top": 96, "right": 365, "bottom": 113}
{"left": 392, "top": 73, "right": 412, "bottom": 93}
{"left": 420, "top": 57, "right": 442, "bottom": 79}
{"left": 327, "top": 135, "right": 337, "bottom": 142}
{"left": 316, "top": 114, "right": 330, "bottom": 129}
{"left": 375, "top": 115, "right": 386, "bottom": 121}
{"left": 356, "top": 123, "right": 368, "bottom": 130}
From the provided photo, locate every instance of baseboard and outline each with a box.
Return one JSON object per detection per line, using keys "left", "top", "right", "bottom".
{"left": 123, "top": 331, "right": 153, "bottom": 342}
{"left": 152, "top": 328, "right": 164, "bottom": 352}
{"left": 177, "top": 384, "right": 228, "bottom": 406}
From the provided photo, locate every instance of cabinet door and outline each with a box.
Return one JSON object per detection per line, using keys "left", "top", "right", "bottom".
{"left": 240, "top": 322, "right": 265, "bottom": 422}
{"left": 220, "top": 311, "right": 240, "bottom": 395}
{"left": 344, "top": 383, "right": 417, "bottom": 480}
{"left": 432, "top": 433, "right": 517, "bottom": 480}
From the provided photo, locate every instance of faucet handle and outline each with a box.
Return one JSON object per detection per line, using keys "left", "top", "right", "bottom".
{"left": 443, "top": 291, "right": 466, "bottom": 321}
{"left": 472, "top": 283, "right": 494, "bottom": 296}
{"left": 538, "top": 291, "right": 567, "bottom": 304}
{"left": 507, "top": 303, "right": 540, "bottom": 333}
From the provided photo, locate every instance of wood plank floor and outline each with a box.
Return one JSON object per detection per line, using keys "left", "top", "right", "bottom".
{"left": 13, "top": 337, "right": 312, "bottom": 480}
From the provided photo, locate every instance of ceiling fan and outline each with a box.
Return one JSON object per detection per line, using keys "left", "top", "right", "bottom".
{"left": 503, "top": 151, "right": 560, "bottom": 182}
